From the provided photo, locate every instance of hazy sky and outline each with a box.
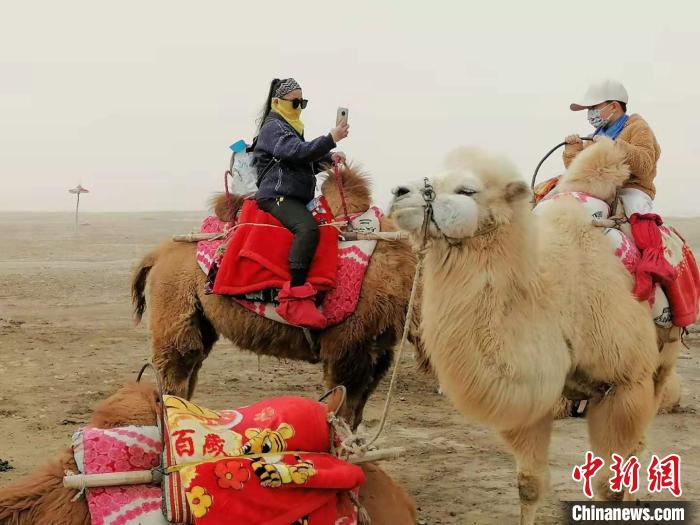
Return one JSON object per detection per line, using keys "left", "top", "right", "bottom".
{"left": 2, "top": 0, "right": 699, "bottom": 215}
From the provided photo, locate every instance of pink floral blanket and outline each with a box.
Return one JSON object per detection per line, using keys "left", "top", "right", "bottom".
{"left": 72, "top": 426, "right": 168, "bottom": 525}
{"left": 196, "top": 208, "right": 382, "bottom": 327}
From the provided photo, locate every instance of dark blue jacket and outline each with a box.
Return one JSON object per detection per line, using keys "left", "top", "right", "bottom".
{"left": 254, "top": 112, "right": 336, "bottom": 203}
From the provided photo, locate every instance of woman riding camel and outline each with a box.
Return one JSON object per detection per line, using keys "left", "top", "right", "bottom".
{"left": 253, "top": 78, "right": 349, "bottom": 329}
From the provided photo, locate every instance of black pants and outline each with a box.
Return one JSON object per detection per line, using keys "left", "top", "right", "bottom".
{"left": 257, "top": 197, "right": 319, "bottom": 286}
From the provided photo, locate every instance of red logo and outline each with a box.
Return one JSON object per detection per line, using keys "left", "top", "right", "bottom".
{"left": 572, "top": 452, "right": 682, "bottom": 498}
{"left": 648, "top": 454, "right": 682, "bottom": 497}
{"left": 609, "top": 454, "right": 640, "bottom": 494}
{"left": 572, "top": 452, "right": 605, "bottom": 498}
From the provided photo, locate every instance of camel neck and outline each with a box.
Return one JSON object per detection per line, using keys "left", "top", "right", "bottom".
{"left": 423, "top": 219, "right": 540, "bottom": 328}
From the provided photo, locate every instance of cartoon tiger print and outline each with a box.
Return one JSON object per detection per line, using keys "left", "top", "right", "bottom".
{"left": 240, "top": 423, "right": 316, "bottom": 488}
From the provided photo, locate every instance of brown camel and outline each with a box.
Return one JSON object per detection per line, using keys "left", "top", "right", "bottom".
{"left": 389, "top": 140, "right": 687, "bottom": 524}
{"left": 0, "top": 382, "right": 416, "bottom": 525}
{"left": 131, "top": 165, "right": 419, "bottom": 428}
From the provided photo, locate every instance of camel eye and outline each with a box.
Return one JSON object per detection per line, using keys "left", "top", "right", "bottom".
{"left": 456, "top": 187, "right": 477, "bottom": 197}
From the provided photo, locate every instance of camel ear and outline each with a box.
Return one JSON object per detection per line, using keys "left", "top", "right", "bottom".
{"left": 277, "top": 423, "right": 295, "bottom": 440}
{"left": 505, "top": 181, "right": 530, "bottom": 202}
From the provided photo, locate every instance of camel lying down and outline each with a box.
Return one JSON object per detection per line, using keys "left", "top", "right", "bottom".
{"left": 0, "top": 382, "right": 416, "bottom": 525}
{"left": 389, "top": 139, "right": 689, "bottom": 525}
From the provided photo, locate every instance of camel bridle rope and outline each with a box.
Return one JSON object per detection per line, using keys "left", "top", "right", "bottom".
{"left": 337, "top": 178, "right": 439, "bottom": 456}
{"left": 333, "top": 160, "right": 354, "bottom": 232}
{"left": 418, "top": 178, "right": 499, "bottom": 245}
{"left": 344, "top": 179, "right": 505, "bottom": 451}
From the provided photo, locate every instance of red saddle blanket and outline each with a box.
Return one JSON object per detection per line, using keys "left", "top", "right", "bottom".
{"left": 213, "top": 200, "right": 339, "bottom": 296}
{"left": 162, "top": 395, "right": 364, "bottom": 525}
{"left": 660, "top": 226, "right": 700, "bottom": 327}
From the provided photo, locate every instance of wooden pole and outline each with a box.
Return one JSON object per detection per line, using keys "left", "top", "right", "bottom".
{"left": 172, "top": 232, "right": 225, "bottom": 242}
{"left": 63, "top": 470, "right": 155, "bottom": 489}
{"left": 62, "top": 446, "right": 407, "bottom": 489}
{"left": 75, "top": 192, "right": 80, "bottom": 231}
{"left": 340, "top": 231, "right": 408, "bottom": 242}
{"left": 346, "top": 447, "right": 405, "bottom": 464}
{"left": 172, "top": 231, "right": 409, "bottom": 243}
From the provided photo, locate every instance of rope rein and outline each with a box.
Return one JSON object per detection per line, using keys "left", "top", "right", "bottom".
{"left": 333, "top": 161, "right": 353, "bottom": 232}
{"left": 339, "top": 178, "right": 435, "bottom": 455}
{"left": 531, "top": 137, "right": 594, "bottom": 190}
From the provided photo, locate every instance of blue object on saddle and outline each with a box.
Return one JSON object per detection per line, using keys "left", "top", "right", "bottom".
{"left": 229, "top": 139, "right": 247, "bottom": 153}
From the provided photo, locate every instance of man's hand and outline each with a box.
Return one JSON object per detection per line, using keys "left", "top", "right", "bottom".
{"left": 331, "top": 151, "right": 346, "bottom": 164}
{"left": 565, "top": 134, "right": 583, "bottom": 145}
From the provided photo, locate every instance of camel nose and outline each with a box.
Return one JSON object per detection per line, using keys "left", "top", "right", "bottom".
{"left": 392, "top": 186, "right": 411, "bottom": 198}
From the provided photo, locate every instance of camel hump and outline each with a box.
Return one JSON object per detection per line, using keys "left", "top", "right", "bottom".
{"left": 558, "top": 138, "right": 630, "bottom": 202}
{"left": 210, "top": 193, "right": 246, "bottom": 223}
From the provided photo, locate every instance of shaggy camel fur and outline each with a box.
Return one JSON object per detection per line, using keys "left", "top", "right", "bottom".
{"left": 131, "top": 165, "right": 419, "bottom": 428}
{"left": 0, "top": 382, "right": 416, "bottom": 525}
{"left": 553, "top": 140, "right": 683, "bottom": 416}
{"left": 389, "top": 140, "right": 680, "bottom": 524}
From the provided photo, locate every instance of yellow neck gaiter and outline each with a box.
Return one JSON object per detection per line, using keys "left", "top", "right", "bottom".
{"left": 271, "top": 98, "right": 304, "bottom": 135}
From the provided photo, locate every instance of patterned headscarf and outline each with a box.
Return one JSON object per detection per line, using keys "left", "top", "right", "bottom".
{"left": 275, "top": 78, "right": 302, "bottom": 99}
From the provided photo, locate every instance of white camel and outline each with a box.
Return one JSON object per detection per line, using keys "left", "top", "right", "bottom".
{"left": 389, "top": 140, "right": 682, "bottom": 524}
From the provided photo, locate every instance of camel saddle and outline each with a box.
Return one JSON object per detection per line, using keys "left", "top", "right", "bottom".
{"left": 71, "top": 395, "right": 364, "bottom": 525}
{"left": 196, "top": 199, "right": 383, "bottom": 328}
{"left": 533, "top": 180, "right": 700, "bottom": 328}
{"left": 212, "top": 198, "right": 340, "bottom": 296}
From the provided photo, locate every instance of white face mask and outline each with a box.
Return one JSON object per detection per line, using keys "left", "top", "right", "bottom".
{"left": 587, "top": 103, "right": 614, "bottom": 129}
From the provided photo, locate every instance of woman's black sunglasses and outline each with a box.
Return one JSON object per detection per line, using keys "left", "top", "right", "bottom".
{"left": 289, "top": 98, "right": 308, "bottom": 109}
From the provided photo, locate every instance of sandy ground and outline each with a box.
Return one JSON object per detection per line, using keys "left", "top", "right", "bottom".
{"left": 0, "top": 212, "right": 698, "bottom": 524}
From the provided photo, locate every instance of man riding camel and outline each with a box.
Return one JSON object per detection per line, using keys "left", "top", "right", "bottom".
{"left": 563, "top": 79, "right": 677, "bottom": 312}
{"left": 564, "top": 78, "right": 661, "bottom": 216}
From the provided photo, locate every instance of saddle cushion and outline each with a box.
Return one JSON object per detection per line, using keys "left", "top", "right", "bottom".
{"left": 533, "top": 191, "right": 699, "bottom": 327}
{"left": 162, "top": 395, "right": 364, "bottom": 525}
{"left": 212, "top": 199, "right": 339, "bottom": 296}
{"left": 71, "top": 398, "right": 364, "bottom": 525}
{"left": 72, "top": 426, "right": 168, "bottom": 525}
{"left": 197, "top": 207, "right": 383, "bottom": 328}
{"left": 658, "top": 225, "right": 700, "bottom": 327}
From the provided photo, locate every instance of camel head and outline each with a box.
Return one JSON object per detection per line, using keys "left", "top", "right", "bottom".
{"left": 556, "top": 137, "right": 630, "bottom": 202}
{"left": 389, "top": 147, "right": 531, "bottom": 243}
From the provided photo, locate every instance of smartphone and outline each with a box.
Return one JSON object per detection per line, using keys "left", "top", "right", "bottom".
{"left": 336, "top": 107, "right": 349, "bottom": 127}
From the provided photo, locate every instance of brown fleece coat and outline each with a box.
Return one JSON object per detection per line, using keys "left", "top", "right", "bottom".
{"left": 563, "top": 113, "right": 661, "bottom": 198}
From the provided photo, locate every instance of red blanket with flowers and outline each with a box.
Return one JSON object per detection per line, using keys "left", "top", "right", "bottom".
{"left": 162, "top": 395, "right": 364, "bottom": 525}
{"left": 212, "top": 200, "right": 339, "bottom": 295}
{"left": 650, "top": 220, "right": 700, "bottom": 327}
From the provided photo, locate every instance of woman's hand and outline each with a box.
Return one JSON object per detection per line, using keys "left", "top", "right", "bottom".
{"left": 331, "top": 123, "right": 349, "bottom": 143}
{"left": 565, "top": 134, "right": 583, "bottom": 145}
{"left": 331, "top": 152, "right": 346, "bottom": 164}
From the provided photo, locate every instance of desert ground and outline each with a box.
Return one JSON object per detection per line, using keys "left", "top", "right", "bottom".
{"left": 0, "top": 211, "right": 698, "bottom": 524}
